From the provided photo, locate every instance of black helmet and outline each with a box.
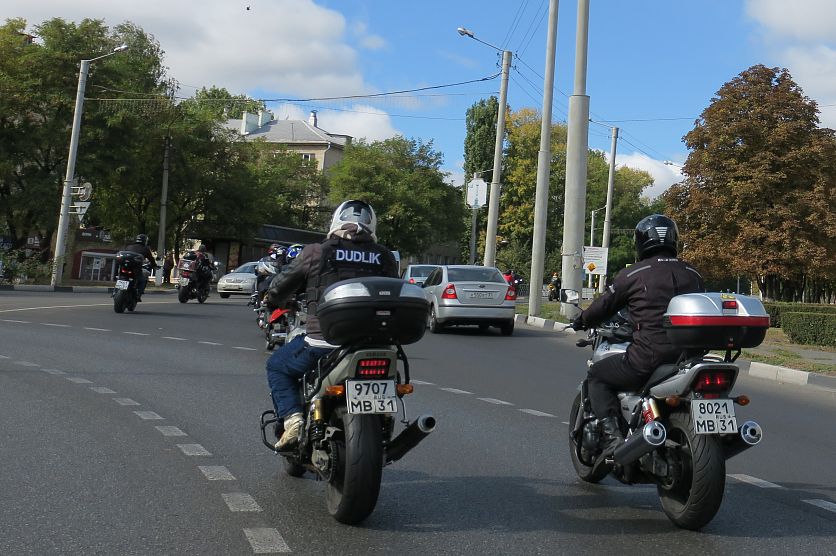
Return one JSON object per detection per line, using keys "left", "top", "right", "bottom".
{"left": 329, "top": 200, "right": 377, "bottom": 236}
{"left": 198, "top": 244, "right": 206, "bottom": 253}
{"left": 135, "top": 234, "right": 148, "bottom": 246}
{"left": 635, "top": 214, "right": 679, "bottom": 260}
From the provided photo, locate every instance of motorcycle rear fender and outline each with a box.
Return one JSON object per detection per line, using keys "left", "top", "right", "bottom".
{"left": 316, "top": 348, "right": 399, "bottom": 394}
{"left": 649, "top": 361, "right": 739, "bottom": 398}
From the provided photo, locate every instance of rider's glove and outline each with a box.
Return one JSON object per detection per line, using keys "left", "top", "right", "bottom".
{"left": 266, "top": 288, "right": 281, "bottom": 311}
{"left": 570, "top": 314, "right": 586, "bottom": 331}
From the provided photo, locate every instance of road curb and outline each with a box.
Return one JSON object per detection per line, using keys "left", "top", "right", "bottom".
{"left": 518, "top": 314, "right": 836, "bottom": 394}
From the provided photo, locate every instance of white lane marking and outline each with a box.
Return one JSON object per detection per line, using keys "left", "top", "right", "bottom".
{"left": 177, "top": 443, "right": 211, "bottom": 456}
{"left": 478, "top": 397, "right": 513, "bottom": 405}
{"left": 410, "top": 380, "right": 434, "bottom": 385}
{"left": 114, "top": 398, "right": 140, "bottom": 406}
{"left": 0, "top": 355, "right": 9, "bottom": 359}
{"left": 42, "top": 369, "right": 66, "bottom": 375}
{"left": 162, "top": 336, "right": 187, "bottom": 341}
{"left": 233, "top": 346, "right": 257, "bottom": 351}
{"left": 90, "top": 387, "right": 116, "bottom": 394}
{"left": 0, "top": 302, "right": 166, "bottom": 313}
{"left": 561, "top": 421, "right": 570, "bottom": 425}
{"left": 728, "top": 474, "right": 784, "bottom": 489}
{"left": 123, "top": 331, "right": 150, "bottom": 336}
{"left": 221, "top": 493, "right": 262, "bottom": 512}
{"left": 155, "top": 426, "right": 187, "bottom": 437}
{"left": 14, "top": 361, "right": 40, "bottom": 367}
{"left": 198, "top": 466, "right": 236, "bottom": 481}
{"left": 803, "top": 499, "right": 836, "bottom": 513}
{"left": 199, "top": 341, "right": 222, "bottom": 346}
{"left": 519, "top": 409, "right": 556, "bottom": 418}
{"left": 66, "top": 377, "right": 93, "bottom": 384}
{"left": 41, "top": 323, "right": 70, "bottom": 328}
{"left": 84, "top": 327, "right": 111, "bottom": 332}
{"left": 134, "top": 411, "right": 163, "bottom": 420}
{"left": 1, "top": 319, "right": 30, "bottom": 323}
{"left": 439, "top": 387, "right": 473, "bottom": 395}
{"left": 243, "top": 528, "right": 291, "bottom": 553}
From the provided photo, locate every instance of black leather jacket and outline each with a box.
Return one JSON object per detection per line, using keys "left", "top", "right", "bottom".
{"left": 124, "top": 243, "right": 157, "bottom": 269}
{"left": 579, "top": 255, "right": 704, "bottom": 371}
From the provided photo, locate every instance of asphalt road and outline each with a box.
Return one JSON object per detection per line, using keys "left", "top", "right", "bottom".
{"left": 1, "top": 291, "right": 835, "bottom": 555}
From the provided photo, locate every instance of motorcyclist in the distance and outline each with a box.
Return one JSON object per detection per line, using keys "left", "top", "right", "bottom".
{"left": 569, "top": 214, "right": 705, "bottom": 462}
{"left": 256, "top": 244, "right": 286, "bottom": 301}
{"left": 123, "top": 233, "right": 157, "bottom": 300}
{"left": 194, "top": 244, "right": 214, "bottom": 292}
{"left": 264, "top": 200, "right": 398, "bottom": 450}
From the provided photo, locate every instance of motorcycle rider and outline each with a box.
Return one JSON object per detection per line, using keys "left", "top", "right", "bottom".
{"left": 265, "top": 200, "right": 398, "bottom": 450}
{"left": 570, "top": 214, "right": 704, "bottom": 460}
{"left": 256, "top": 244, "right": 286, "bottom": 299}
{"left": 194, "top": 244, "right": 214, "bottom": 292}
{"left": 123, "top": 233, "right": 157, "bottom": 300}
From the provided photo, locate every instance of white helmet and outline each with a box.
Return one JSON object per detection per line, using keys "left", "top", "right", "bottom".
{"left": 256, "top": 259, "right": 278, "bottom": 276}
{"left": 328, "top": 200, "right": 377, "bottom": 236}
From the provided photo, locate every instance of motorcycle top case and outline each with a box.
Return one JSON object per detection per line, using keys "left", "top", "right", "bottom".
{"left": 317, "top": 277, "right": 430, "bottom": 346}
{"left": 116, "top": 251, "right": 144, "bottom": 269}
{"left": 663, "top": 292, "right": 770, "bottom": 350}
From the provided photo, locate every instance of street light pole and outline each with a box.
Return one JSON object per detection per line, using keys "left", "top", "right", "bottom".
{"left": 457, "top": 27, "right": 511, "bottom": 269}
{"left": 51, "top": 45, "right": 128, "bottom": 287}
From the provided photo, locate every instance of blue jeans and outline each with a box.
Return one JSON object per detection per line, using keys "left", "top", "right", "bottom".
{"left": 266, "top": 335, "right": 332, "bottom": 419}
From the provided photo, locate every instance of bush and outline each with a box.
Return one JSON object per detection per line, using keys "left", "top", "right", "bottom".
{"left": 762, "top": 302, "right": 836, "bottom": 328}
{"left": 0, "top": 249, "right": 52, "bottom": 284}
{"left": 781, "top": 312, "right": 836, "bottom": 347}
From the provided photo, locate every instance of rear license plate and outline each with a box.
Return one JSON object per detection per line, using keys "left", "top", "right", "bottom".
{"left": 468, "top": 291, "right": 496, "bottom": 299}
{"left": 346, "top": 380, "right": 397, "bottom": 414}
{"left": 179, "top": 277, "right": 189, "bottom": 286}
{"left": 115, "top": 280, "right": 129, "bottom": 290}
{"left": 691, "top": 399, "right": 737, "bottom": 434}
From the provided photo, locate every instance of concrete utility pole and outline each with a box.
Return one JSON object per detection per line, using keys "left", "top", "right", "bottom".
{"left": 155, "top": 136, "right": 171, "bottom": 284}
{"left": 483, "top": 49, "right": 512, "bottom": 269}
{"left": 528, "top": 0, "right": 560, "bottom": 317}
{"left": 599, "top": 126, "right": 618, "bottom": 293}
{"left": 559, "top": 0, "right": 591, "bottom": 317}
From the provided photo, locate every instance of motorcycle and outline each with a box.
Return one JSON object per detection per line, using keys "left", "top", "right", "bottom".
{"left": 176, "top": 254, "right": 213, "bottom": 304}
{"left": 260, "top": 277, "right": 435, "bottom": 524}
{"left": 562, "top": 288, "right": 769, "bottom": 530}
{"left": 262, "top": 295, "right": 304, "bottom": 351}
{"left": 112, "top": 251, "right": 151, "bottom": 313}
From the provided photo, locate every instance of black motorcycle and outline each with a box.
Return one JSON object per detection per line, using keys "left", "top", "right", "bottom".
{"left": 563, "top": 289, "right": 768, "bottom": 530}
{"left": 112, "top": 251, "right": 150, "bottom": 313}
{"left": 176, "top": 254, "right": 212, "bottom": 304}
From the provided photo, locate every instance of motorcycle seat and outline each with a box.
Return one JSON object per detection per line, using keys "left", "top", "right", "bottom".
{"left": 642, "top": 363, "right": 678, "bottom": 390}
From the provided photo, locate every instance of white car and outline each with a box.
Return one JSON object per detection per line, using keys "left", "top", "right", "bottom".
{"left": 216, "top": 261, "right": 258, "bottom": 298}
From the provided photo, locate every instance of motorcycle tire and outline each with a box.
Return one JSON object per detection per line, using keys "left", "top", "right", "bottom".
{"left": 325, "top": 408, "right": 383, "bottom": 525}
{"left": 113, "top": 290, "right": 127, "bottom": 314}
{"left": 656, "top": 410, "right": 725, "bottom": 531}
{"left": 219, "top": 293, "right": 230, "bottom": 299}
{"left": 197, "top": 289, "right": 208, "bottom": 304}
{"left": 178, "top": 287, "right": 189, "bottom": 303}
{"left": 568, "top": 392, "right": 609, "bottom": 483}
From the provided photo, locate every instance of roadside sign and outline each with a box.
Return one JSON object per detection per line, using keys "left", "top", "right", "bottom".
{"left": 582, "top": 246, "right": 608, "bottom": 276}
{"left": 466, "top": 178, "right": 488, "bottom": 209}
{"left": 72, "top": 201, "right": 91, "bottom": 216}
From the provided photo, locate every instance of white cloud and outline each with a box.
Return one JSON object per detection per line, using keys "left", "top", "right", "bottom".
{"left": 611, "top": 152, "right": 684, "bottom": 200}
{"left": 271, "top": 103, "right": 399, "bottom": 142}
{"left": 745, "top": 0, "right": 836, "bottom": 42}
{"left": 8, "top": 0, "right": 372, "bottom": 97}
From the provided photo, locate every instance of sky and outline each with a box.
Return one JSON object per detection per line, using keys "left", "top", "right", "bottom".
{"left": 7, "top": 0, "right": 836, "bottom": 199}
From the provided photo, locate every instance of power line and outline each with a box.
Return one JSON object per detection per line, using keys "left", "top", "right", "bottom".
{"left": 518, "top": 0, "right": 548, "bottom": 57}
{"left": 501, "top": 0, "right": 531, "bottom": 51}
{"left": 515, "top": 0, "right": 547, "bottom": 55}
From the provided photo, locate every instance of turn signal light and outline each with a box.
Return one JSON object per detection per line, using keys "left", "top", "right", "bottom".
{"left": 396, "top": 384, "right": 414, "bottom": 396}
{"left": 325, "top": 385, "right": 345, "bottom": 396}
{"left": 665, "top": 396, "right": 681, "bottom": 407}
{"left": 735, "top": 395, "right": 750, "bottom": 406}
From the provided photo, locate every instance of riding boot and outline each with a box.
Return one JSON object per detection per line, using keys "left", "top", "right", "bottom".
{"left": 600, "top": 417, "right": 624, "bottom": 457}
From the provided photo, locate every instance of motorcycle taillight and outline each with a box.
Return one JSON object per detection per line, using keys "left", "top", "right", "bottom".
{"left": 693, "top": 370, "right": 733, "bottom": 399}
{"left": 356, "top": 358, "right": 390, "bottom": 378}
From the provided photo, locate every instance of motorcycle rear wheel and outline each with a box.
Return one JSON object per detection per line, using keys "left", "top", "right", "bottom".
{"left": 568, "top": 392, "right": 609, "bottom": 483}
{"left": 325, "top": 408, "right": 383, "bottom": 525}
{"left": 113, "top": 290, "right": 127, "bottom": 313}
{"left": 197, "top": 288, "right": 208, "bottom": 303}
{"left": 657, "top": 410, "right": 725, "bottom": 530}
{"left": 178, "top": 287, "right": 189, "bottom": 303}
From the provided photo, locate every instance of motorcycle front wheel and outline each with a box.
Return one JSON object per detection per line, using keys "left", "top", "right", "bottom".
{"left": 197, "top": 288, "right": 208, "bottom": 304}
{"left": 568, "top": 392, "right": 609, "bottom": 483}
{"left": 325, "top": 408, "right": 383, "bottom": 525}
{"left": 657, "top": 410, "right": 725, "bottom": 530}
{"left": 113, "top": 290, "right": 127, "bottom": 313}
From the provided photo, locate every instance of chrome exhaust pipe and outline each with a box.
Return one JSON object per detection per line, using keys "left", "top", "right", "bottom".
{"left": 724, "top": 420, "right": 763, "bottom": 460}
{"left": 385, "top": 414, "right": 436, "bottom": 464}
{"left": 613, "top": 421, "right": 667, "bottom": 466}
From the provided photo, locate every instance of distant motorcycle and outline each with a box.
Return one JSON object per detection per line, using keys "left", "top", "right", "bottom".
{"left": 262, "top": 295, "right": 304, "bottom": 351}
{"left": 176, "top": 253, "right": 213, "bottom": 304}
{"left": 112, "top": 251, "right": 150, "bottom": 313}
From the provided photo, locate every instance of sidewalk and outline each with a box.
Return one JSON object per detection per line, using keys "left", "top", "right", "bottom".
{"left": 515, "top": 314, "right": 836, "bottom": 394}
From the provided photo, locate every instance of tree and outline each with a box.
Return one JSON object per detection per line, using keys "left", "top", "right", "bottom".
{"left": 328, "top": 137, "right": 465, "bottom": 256}
{"left": 665, "top": 64, "right": 836, "bottom": 302}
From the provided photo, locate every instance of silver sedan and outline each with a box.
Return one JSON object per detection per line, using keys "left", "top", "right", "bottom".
{"left": 216, "top": 261, "right": 258, "bottom": 298}
{"left": 422, "top": 265, "right": 516, "bottom": 335}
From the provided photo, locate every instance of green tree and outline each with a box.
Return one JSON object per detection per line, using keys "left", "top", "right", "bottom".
{"left": 665, "top": 64, "right": 836, "bottom": 302}
{"left": 462, "top": 97, "right": 501, "bottom": 262}
{"left": 328, "top": 136, "right": 465, "bottom": 256}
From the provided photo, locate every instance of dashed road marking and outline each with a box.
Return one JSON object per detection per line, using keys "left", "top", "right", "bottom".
{"left": 66, "top": 377, "right": 93, "bottom": 384}
{"left": 243, "top": 528, "right": 291, "bottom": 553}
{"left": 155, "top": 426, "right": 187, "bottom": 437}
{"left": 1, "top": 319, "right": 30, "bottom": 323}
{"left": 41, "top": 323, "right": 70, "bottom": 328}
{"left": 222, "top": 493, "right": 262, "bottom": 512}
{"left": 803, "top": 499, "right": 836, "bottom": 513}
{"left": 410, "top": 380, "right": 435, "bottom": 385}
{"left": 114, "top": 398, "right": 140, "bottom": 406}
{"left": 14, "top": 361, "right": 40, "bottom": 367}
{"left": 561, "top": 421, "right": 570, "bottom": 425}
{"left": 439, "top": 387, "right": 473, "bottom": 395}
{"left": 123, "top": 331, "right": 150, "bottom": 336}
{"left": 199, "top": 466, "right": 236, "bottom": 480}
{"left": 134, "top": 411, "right": 163, "bottom": 420}
{"left": 728, "top": 474, "right": 784, "bottom": 489}
{"left": 199, "top": 341, "right": 222, "bottom": 346}
{"left": 519, "top": 409, "right": 556, "bottom": 418}
{"left": 177, "top": 443, "right": 211, "bottom": 456}
{"left": 233, "top": 346, "right": 257, "bottom": 351}
{"left": 162, "top": 336, "right": 187, "bottom": 341}
{"left": 42, "top": 369, "right": 66, "bottom": 375}
{"left": 0, "top": 355, "right": 9, "bottom": 359}
{"left": 478, "top": 397, "right": 513, "bottom": 405}
{"left": 90, "top": 387, "right": 117, "bottom": 394}
{"left": 84, "top": 327, "right": 111, "bottom": 332}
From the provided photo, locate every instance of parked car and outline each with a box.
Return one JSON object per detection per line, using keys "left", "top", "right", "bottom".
{"left": 216, "top": 261, "right": 258, "bottom": 298}
{"left": 422, "top": 265, "right": 516, "bottom": 335}
{"left": 401, "top": 264, "right": 439, "bottom": 287}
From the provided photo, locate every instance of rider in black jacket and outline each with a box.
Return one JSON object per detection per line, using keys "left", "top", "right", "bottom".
{"left": 571, "top": 214, "right": 704, "bottom": 458}
{"left": 124, "top": 234, "right": 157, "bottom": 299}
{"left": 265, "top": 200, "right": 399, "bottom": 450}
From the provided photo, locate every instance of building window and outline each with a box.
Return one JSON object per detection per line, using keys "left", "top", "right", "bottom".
{"left": 79, "top": 252, "right": 116, "bottom": 281}
{"left": 301, "top": 153, "right": 315, "bottom": 162}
